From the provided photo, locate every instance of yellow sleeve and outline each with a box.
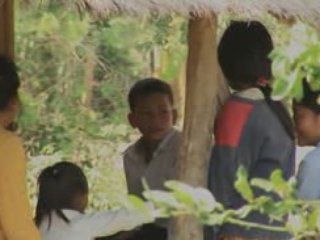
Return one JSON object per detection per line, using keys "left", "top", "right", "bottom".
{"left": 0, "top": 134, "right": 41, "bottom": 240}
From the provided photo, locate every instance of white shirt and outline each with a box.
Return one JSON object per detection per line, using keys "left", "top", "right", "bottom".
{"left": 39, "top": 208, "right": 153, "bottom": 240}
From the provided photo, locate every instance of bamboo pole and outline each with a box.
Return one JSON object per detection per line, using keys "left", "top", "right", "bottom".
{"left": 169, "top": 13, "right": 219, "bottom": 240}
{"left": 0, "top": 0, "right": 14, "bottom": 60}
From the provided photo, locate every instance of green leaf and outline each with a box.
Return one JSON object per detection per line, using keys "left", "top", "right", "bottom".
{"left": 307, "top": 208, "right": 319, "bottom": 230}
{"left": 235, "top": 166, "right": 254, "bottom": 202}
{"left": 143, "top": 190, "right": 181, "bottom": 209}
{"left": 251, "top": 178, "right": 274, "bottom": 192}
{"left": 38, "top": 13, "right": 60, "bottom": 34}
{"left": 270, "top": 170, "right": 292, "bottom": 198}
{"left": 164, "top": 181, "right": 222, "bottom": 212}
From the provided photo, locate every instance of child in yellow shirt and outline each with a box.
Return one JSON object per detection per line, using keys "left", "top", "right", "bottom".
{"left": 0, "top": 56, "right": 41, "bottom": 239}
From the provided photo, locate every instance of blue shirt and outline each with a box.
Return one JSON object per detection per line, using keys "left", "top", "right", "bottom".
{"left": 297, "top": 143, "right": 320, "bottom": 199}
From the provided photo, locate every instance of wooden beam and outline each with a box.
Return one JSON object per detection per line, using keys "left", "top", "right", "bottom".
{"left": 0, "top": 0, "right": 14, "bottom": 60}
{"left": 169, "top": 13, "right": 219, "bottom": 240}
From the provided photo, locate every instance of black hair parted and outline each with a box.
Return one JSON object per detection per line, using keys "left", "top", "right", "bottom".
{"left": 0, "top": 56, "right": 20, "bottom": 110}
{"left": 128, "top": 78, "right": 174, "bottom": 111}
{"left": 35, "top": 161, "right": 89, "bottom": 227}
{"left": 218, "top": 21, "right": 273, "bottom": 90}
{"left": 295, "top": 79, "right": 320, "bottom": 114}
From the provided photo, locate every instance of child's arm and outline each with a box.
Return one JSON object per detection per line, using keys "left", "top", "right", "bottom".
{"left": 0, "top": 134, "right": 41, "bottom": 240}
{"left": 74, "top": 204, "right": 154, "bottom": 238}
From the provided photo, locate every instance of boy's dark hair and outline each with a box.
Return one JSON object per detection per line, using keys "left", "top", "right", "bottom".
{"left": 295, "top": 80, "right": 320, "bottom": 114}
{"left": 35, "top": 161, "right": 89, "bottom": 227}
{"left": 0, "top": 56, "right": 20, "bottom": 110}
{"left": 128, "top": 78, "right": 174, "bottom": 111}
{"left": 218, "top": 21, "right": 273, "bottom": 90}
{"left": 218, "top": 21, "right": 295, "bottom": 140}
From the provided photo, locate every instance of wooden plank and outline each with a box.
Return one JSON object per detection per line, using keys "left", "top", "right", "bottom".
{"left": 169, "top": 13, "right": 219, "bottom": 240}
{"left": 0, "top": 0, "right": 14, "bottom": 60}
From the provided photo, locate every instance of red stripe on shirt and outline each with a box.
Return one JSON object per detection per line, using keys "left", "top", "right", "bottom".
{"left": 214, "top": 100, "right": 254, "bottom": 147}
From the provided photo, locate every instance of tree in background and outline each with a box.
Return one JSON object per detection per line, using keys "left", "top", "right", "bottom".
{"left": 15, "top": 0, "right": 187, "bottom": 210}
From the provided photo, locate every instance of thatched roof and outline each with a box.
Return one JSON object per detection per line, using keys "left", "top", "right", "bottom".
{"left": 81, "top": 0, "right": 320, "bottom": 24}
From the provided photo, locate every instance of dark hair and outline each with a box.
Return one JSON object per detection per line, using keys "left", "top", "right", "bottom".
{"left": 218, "top": 21, "right": 294, "bottom": 140}
{"left": 35, "top": 161, "right": 89, "bottom": 227}
{"left": 294, "top": 80, "right": 320, "bottom": 114}
{"left": 0, "top": 56, "right": 20, "bottom": 110}
{"left": 128, "top": 78, "right": 174, "bottom": 111}
{"left": 218, "top": 21, "right": 273, "bottom": 90}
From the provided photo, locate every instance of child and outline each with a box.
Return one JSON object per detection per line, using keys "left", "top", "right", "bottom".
{"left": 0, "top": 56, "right": 41, "bottom": 239}
{"left": 208, "top": 21, "right": 295, "bottom": 240}
{"left": 123, "top": 78, "right": 181, "bottom": 239}
{"left": 36, "top": 161, "right": 154, "bottom": 240}
{"left": 294, "top": 80, "right": 320, "bottom": 199}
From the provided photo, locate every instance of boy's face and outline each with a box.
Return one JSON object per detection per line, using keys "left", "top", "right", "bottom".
{"left": 128, "top": 93, "right": 177, "bottom": 142}
{"left": 294, "top": 105, "right": 320, "bottom": 146}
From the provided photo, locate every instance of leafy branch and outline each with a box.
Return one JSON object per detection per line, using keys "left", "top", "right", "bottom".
{"left": 135, "top": 167, "right": 320, "bottom": 240}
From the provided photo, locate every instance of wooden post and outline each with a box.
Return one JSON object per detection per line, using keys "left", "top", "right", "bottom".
{"left": 169, "top": 13, "right": 220, "bottom": 240}
{"left": 0, "top": 0, "right": 14, "bottom": 60}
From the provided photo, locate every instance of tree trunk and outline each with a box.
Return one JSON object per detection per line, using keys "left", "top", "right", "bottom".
{"left": 171, "top": 62, "right": 186, "bottom": 128}
{"left": 0, "top": 0, "right": 14, "bottom": 60}
{"left": 169, "top": 13, "right": 220, "bottom": 240}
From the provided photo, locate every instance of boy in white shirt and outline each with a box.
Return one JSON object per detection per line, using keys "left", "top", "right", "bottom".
{"left": 36, "top": 161, "right": 154, "bottom": 240}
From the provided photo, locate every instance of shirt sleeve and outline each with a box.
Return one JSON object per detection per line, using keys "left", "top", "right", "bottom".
{"left": 297, "top": 159, "right": 320, "bottom": 200}
{"left": 123, "top": 153, "right": 135, "bottom": 194}
{"left": 0, "top": 134, "right": 41, "bottom": 240}
{"left": 74, "top": 206, "right": 154, "bottom": 237}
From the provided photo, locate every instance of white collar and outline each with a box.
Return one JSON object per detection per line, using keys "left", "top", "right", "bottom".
{"left": 61, "top": 209, "right": 83, "bottom": 220}
{"left": 234, "top": 88, "right": 264, "bottom": 100}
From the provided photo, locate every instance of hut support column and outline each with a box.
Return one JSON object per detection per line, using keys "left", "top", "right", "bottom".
{"left": 0, "top": 0, "right": 14, "bottom": 59}
{"left": 170, "top": 14, "right": 219, "bottom": 240}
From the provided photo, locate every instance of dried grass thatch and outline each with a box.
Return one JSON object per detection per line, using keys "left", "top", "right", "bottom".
{"left": 80, "top": 0, "right": 320, "bottom": 24}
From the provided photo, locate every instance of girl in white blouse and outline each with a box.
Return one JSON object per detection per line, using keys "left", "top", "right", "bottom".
{"left": 35, "top": 161, "right": 154, "bottom": 240}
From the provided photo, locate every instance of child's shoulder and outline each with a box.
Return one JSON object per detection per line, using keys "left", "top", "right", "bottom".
{"left": 161, "top": 128, "right": 182, "bottom": 150}
{"left": 0, "top": 127, "right": 21, "bottom": 143}
{"left": 123, "top": 138, "right": 142, "bottom": 159}
{"left": 0, "top": 128, "right": 23, "bottom": 152}
{"left": 217, "top": 96, "right": 256, "bottom": 126}
{"left": 303, "top": 147, "right": 320, "bottom": 165}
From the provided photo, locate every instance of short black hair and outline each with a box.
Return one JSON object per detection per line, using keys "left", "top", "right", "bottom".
{"left": 218, "top": 21, "right": 273, "bottom": 90}
{"left": 35, "top": 161, "right": 89, "bottom": 227}
{"left": 295, "top": 80, "right": 320, "bottom": 114}
{"left": 128, "top": 78, "right": 174, "bottom": 111}
{"left": 0, "top": 56, "right": 20, "bottom": 110}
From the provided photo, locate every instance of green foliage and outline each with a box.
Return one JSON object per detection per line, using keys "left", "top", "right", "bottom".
{"left": 16, "top": 2, "right": 187, "bottom": 212}
{"left": 144, "top": 168, "right": 320, "bottom": 239}
{"left": 271, "top": 23, "right": 320, "bottom": 100}
{"left": 235, "top": 166, "right": 254, "bottom": 203}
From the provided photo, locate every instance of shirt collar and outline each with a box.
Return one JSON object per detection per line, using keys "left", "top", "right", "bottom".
{"left": 127, "top": 128, "right": 177, "bottom": 159}
{"left": 234, "top": 87, "right": 265, "bottom": 100}
{"left": 61, "top": 209, "right": 83, "bottom": 219}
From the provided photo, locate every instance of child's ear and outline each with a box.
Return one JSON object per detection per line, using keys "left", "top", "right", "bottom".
{"left": 128, "top": 112, "right": 136, "bottom": 128}
{"left": 172, "top": 109, "right": 178, "bottom": 125}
